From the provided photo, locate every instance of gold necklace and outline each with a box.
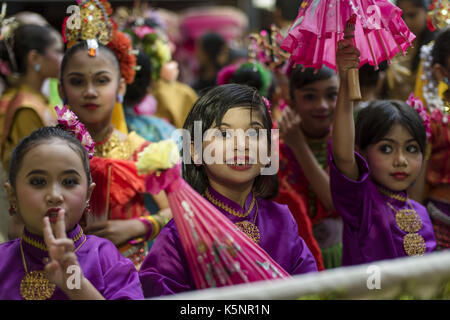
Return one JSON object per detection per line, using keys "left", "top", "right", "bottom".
{"left": 234, "top": 201, "right": 260, "bottom": 244}
{"left": 204, "top": 189, "right": 255, "bottom": 218}
{"left": 19, "top": 230, "right": 86, "bottom": 300}
{"left": 94, "top": 131, "right": 133, "bottom": 160}
{"left": 378, "top": 186, "right": 407, "bottom": 202}
{"left": 387, "top": 201, "right": 426, "bottom": 256}
{"left": 19, "top": 240, "right": 55, "bottom": 300}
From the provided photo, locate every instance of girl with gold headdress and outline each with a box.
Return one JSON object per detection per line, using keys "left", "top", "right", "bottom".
{"left": 60, "top": 0, "right": 172, "bottom": 269}
{"left": 9, "top": 1, "right": 173, "bottom": 269}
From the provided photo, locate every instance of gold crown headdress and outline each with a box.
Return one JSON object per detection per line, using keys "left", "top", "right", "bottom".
{"left": 63, "top": 0, "right": 113, "bottom": 56}
{"left": 62, "top": 0, "right": 136, "bottom": 84}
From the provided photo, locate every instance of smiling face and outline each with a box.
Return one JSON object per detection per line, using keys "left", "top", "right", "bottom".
{"left": 292, "top": 76, "right": 339, "bottom": 138}
{"left": 60, "top": 48, "right": 125, "bottom": 131}
{"left": 363, "top": 123, "right": 423, "bottom": 192}
{"left": 6, "top": 139, "right": 94, "bottom": 235}
{"left": 200, "top": 106, "right": 268, "bottom": 192}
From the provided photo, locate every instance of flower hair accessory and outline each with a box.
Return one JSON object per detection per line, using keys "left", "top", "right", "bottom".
{"left": 55, "top": 106, "right": 95, "bottom": 158}
{"left": 406, "top": 93, "right": 431, "bottom": 141}
{"left": 262, "top": 96, "right": 272, "bottom": 117}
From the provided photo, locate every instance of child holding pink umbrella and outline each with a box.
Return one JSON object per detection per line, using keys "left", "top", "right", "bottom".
{"left": 330, "top": 37, "right": 436, "bottom": 266}
{"left": 138, "top": 84, "right": 318, "bottom": 297}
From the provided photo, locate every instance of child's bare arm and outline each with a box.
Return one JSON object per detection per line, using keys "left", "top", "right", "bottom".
{"left": 280, "top": 107, "right": 334, "bottom": 211}
{"left": 332, "top": 40, "right": 360, "bottom": 180}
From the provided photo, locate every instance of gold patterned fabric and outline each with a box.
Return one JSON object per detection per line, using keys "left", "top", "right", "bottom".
{"left": 94, "top": 130, "right": 146, "bottom": 160}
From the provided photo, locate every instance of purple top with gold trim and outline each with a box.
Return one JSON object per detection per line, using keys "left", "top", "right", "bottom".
{"left": 139, "top": 186, "right": 318, "bottom": 298}
{"left": 0, "top": 224, "right": 144, "bottom": 300}
{"left": 330, "top": 152, "right": 436, "bottom": 266}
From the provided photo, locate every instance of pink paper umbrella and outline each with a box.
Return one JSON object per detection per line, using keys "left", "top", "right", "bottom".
{"left": 281, "top": 0, "right": 416, "bottom": 71}
{"left": 138, "top": 143, "right": 290, "bottom": 290}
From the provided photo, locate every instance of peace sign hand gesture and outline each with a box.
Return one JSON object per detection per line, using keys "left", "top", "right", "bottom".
{"left": 43, "top": 210, "right": 104, "bottom": 300}
{"left": 43, "top": 210, "right": 79, "bottom": 291}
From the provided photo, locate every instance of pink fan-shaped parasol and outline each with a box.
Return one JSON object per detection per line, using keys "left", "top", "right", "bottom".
{"left": 281, "top": 0, "right": 415, "bottom": 100}
{"left": 137, "top": 140, "right": 290, "bottom": 289}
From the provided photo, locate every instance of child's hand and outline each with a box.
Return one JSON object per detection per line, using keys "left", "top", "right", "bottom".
{"left": 336, "top": 40, "right": 360, "bottom": 81}
{"left": 279, "top": 106, "right": 304, "bottom": 149}
{"left": 43, "top": 210, "right": 81, "bottom": 293}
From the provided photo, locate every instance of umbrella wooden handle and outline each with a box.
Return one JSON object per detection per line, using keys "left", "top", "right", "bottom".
{"left": 344, "top": 15, "right": 362, "bottom": 101}
{"left": 347, "top": 68, "right": 362, "bottom": 101}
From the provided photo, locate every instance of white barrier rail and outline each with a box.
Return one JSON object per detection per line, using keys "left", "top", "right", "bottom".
{"left": 153, "top": 251, "right": 450, "bottom": 300}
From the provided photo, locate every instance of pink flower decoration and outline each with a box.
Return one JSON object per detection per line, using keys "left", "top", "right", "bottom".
{"left": 133, "top": 25, "right": 155, "bottom": 39}
{"left": 216, "top": 64, "right": 239, "bottom": 85}
{"left": 406, "top": 93, "right": 432, "bottom": 141}
{"left": 262, "top": 96, "right": 272, "bottom": 116}
{"left": 55, "top": 106, "right": 95, "bottom": 158}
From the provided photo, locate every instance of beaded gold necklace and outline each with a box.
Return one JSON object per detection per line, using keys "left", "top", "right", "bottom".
{"left": 386, "top": 201, "right": 426, "bottom": 256}
{"left": 205, "top": 189, "right": 255, "bottom": 218}
{"left": 19, "top": 240, "right": 55, "bottom": 300}
{"left": 378, "top": 187, "right": 426, "bottom": 256}
{"left": 19, "top": 229, "right": 86, "bottom": 300}
{"left": 204, "top": 190, "right": 260, "bottom": 244}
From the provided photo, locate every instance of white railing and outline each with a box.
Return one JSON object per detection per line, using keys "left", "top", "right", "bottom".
{"left": 152, "top": 251, "right": 450, "bottom": 300}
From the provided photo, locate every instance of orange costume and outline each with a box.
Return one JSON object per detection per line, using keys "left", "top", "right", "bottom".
{"left": 87, "top": 130, "right": 162, "bottom": 268}
{"left": 0, "top": 84, "right": 55, "bottom": 172}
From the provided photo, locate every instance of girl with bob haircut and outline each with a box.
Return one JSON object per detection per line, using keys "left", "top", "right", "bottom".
{"left": 139, "top": 84, "right": 317, "bottom": 297}
{"left": 330, "top": 39, "right": 436, "bottom": 266}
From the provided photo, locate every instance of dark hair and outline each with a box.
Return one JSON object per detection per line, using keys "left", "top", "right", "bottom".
{"left": 289, "top": 65, "right": 336, "bottom": 100}
{"left": 431, "top": 28, "right": 450, "bottom": 68}
{"left": 199, "top": 32, "right": 228, "bottom": 71}
{"left": 182, "top": 83, "right": 278, "bottom": 198}
{"left": 359, "top": 61, "right": 388, "bottom": 88}
{"left": 355, "top": 100, "right": 427, "bottom": 153}
{"left": 231, "top": 62, "right": 274, "bottom": 99}
{"left": 60, "top": 40, "right": 121, "bottom": 87}
{"left": 9, "top": 126, "right": 92, "bottom": 189}
{"left": 397, "top": 0, "right": 435, "bottom": 71}
{"left": 124, "top": 50, "right": 152, "bottom": 107}
{"left": 275, "top": 0, "right": 302, "bottom": 21}
{"left": 0, "top": 24, "right": 57, "bottom": 85}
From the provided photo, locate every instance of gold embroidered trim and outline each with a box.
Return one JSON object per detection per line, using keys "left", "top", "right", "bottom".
{"left": 378, "top": 186, "right": 408, "bottom": 202}
{"left": 21, "top": 233, "right": 47, "bottom": 251}
{"left": 22, "top": 228, "right": 84, "bottom": 252}
{"left": 205, "top": 189, "right": 255, "bottom": 218}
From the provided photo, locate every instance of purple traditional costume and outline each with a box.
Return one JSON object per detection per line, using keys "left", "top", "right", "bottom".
{"left": 330, "top": 152, "right": 436, "bottom": 266}
{"left": 139, "top": 187, "right": 318, "bottom": 298}
{"left": 0, "top": 224, "right": 144, "bottom": 300}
